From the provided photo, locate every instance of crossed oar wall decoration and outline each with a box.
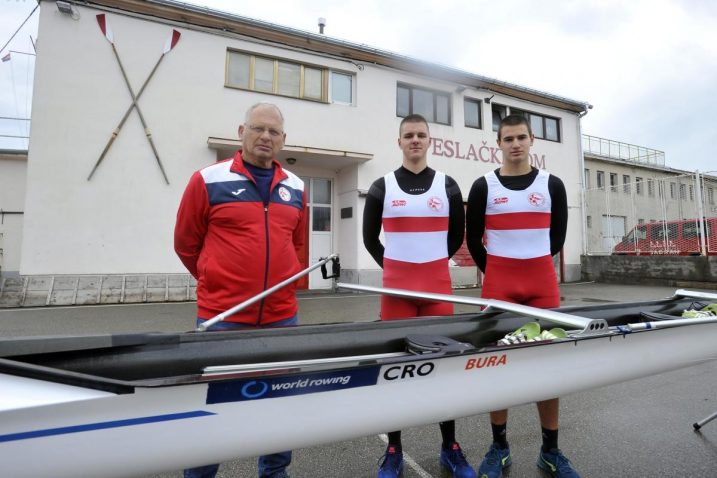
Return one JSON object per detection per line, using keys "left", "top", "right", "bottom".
{"left": 87, "top": 14, "right": 181, "bottom": 184}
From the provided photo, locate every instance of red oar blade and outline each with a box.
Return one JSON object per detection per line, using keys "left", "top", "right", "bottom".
{"left": 163, "top": 29, "right": 181, "bottom": 53}
{"left": 96, "top": 14, "right": 114, "bottom": 43}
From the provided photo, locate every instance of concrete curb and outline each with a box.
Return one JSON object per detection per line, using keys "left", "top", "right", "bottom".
{"left": 0, "top": 274, "right": 197, "bottom": 308}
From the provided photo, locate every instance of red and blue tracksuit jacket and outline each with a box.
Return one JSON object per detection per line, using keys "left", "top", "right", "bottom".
{"left": 174, "top": 151, "right": 307, "bottom": 325}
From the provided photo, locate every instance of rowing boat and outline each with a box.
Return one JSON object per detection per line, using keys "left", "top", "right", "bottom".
{"left": 1, "top": 285, "right": 716, "bottom": 477}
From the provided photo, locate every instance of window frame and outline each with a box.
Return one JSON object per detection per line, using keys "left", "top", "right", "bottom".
{"left": 464, "top": 97, "right": 483, "bottom": 129}
{"left": 396, "top": 82, "right": 452, "bottom": 126}
{"left": 226, "top": 49, "right": 335, "bottom": 103}
{"left": 609, "top": 173, "right": 618, "bottom": 192}
{"left": 623, "top": 174, "right": 631, "bottom": 194}
{"left": 330, "top": 70, "right": 354, "bottom": 105}
{"left": 509, "top": 107, "right": 561, "bottom": 142}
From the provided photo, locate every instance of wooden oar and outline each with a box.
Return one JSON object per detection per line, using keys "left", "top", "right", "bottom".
{"left": 88, "top": 15, "right": 179, "bottom": 184}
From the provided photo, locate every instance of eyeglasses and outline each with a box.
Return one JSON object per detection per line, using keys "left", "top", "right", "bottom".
{"left": 246, "top": 124, "right": 284, "bottom": 138}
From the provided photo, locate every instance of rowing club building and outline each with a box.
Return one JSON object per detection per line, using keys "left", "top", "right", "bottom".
{"left": 4, "top": 0, "right": 592, "bottom": 302}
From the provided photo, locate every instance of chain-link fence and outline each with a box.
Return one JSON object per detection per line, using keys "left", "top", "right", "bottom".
{"left": 585, "top": 171, "right": 717, "bottom": 255}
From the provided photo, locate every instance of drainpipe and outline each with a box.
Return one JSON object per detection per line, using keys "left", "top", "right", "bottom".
{"left": 576, "top": 107, "right": 591, "bottom": 280}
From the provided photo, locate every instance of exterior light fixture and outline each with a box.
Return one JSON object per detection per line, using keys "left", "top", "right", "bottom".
{"left": 56, "top": 1, "right": 73, "bottom": 14}
{"left": 56, "top": 1, "right": 80, "bottom": 19}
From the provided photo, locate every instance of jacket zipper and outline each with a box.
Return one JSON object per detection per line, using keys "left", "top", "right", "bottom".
{"left": 257, "top": 204, "right": 270, "bottom": 325}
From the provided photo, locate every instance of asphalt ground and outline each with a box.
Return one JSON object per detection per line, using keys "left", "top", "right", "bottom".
{"left": 1, "top": 282, "right": 717, "bottom": 477}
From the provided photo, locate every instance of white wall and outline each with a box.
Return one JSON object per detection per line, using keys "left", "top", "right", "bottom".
{"left": 22, "top": 3, "right": 586, "bottom": 279}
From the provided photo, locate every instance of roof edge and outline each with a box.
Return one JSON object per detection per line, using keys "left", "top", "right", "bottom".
{"left": 76, "top": 0, "right": 592, "bottom": 113}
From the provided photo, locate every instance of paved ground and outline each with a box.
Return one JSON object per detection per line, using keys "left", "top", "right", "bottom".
{"left": 2, "top": 282, "right": 717, "bottom": 477}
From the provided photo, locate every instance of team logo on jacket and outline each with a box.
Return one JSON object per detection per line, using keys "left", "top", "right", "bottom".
{"left": 528, "top": 192, "right": 545, "bottom": 207}
{"left": 278, "top": 186, "right": 291, "bottom": 202}
{"left": 492, "top": 196, "right": 509, "bottom": 205}
{"left": 427, "top": 196, "right": 443, "bottom": 211}
{"left": 392, "top": 199, "right": 407, "bottom": 207}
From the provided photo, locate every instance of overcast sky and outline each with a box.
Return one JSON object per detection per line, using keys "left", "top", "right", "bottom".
{"left": 2, "top": 0, "right": 716, "bottom": 172}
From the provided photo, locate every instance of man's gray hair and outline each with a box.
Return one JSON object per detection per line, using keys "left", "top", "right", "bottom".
{"left": 244, "top": 102, "right": 285, "bottom": 125}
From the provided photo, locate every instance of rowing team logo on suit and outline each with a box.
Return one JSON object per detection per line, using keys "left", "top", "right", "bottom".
{"left": 528, "top": 192, "right": 545, "bottom": 207}
{"left": 279, "top": 186, "right": 291, "bottom": 202}
{"left": 427, "top": 196, "right": 444, "bottom": 212}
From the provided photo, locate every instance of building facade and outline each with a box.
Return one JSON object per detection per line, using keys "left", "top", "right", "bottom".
{"left": 582, "top": 135, "right": 717, "bottom": 255}
{"left": 15, "top": 0, "right": 591, "bottom": 292}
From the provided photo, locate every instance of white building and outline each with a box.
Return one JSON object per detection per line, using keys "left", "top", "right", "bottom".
{"left": 582, "top": 135, "right": 717, "bottom": 255}
{"left": 11, "top": 0, "right": 593, "bottom": 293}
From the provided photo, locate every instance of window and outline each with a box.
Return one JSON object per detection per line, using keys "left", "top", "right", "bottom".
{"left": 610, "top": 173, "right": 618, "bottom": 192}
{"left": 636, "top": 177, "right": 643, "bottom": 195}
{"left": 683, "top": 222, "right": 701, "bottom": 239}
{"left": 597, "top": 171, "right": 605, "bottom": 189}
{"left": 331, "top": 71, "right": 352, "bottom": 104}
{"left": 623, "top": 175, "right": 631, "bottom": 194}
{"left": 396, "top": 83, "right": 451, "bottom": 125}
{"left": 670, "top": 182, "right": 676, "bottom": 199}
{"left": 227, "top": 50, "right": 344, "bottom": 103}
{"left": 492, "top": 104, "right": 507, "bottom": 132}
{"left": 630, "top": 225, "right": 647, "bottom": 240}
{"left": 310, "top": 178, "right": 332, "bottom": 232}
{"left": 689, "top": 185, "right": 694, "bottom": 201}
{"left": 464, "top": 98, "right": 482, "bottom": 129}
{"left": 584, "top": 169, "right": 590, "bottom": 188}
{"left": 651, "top": 223, "right": 677, "bottom": 240}
{"left": 648, "top": 179, "right": 655, "bottom": 197}
{"left": 679, "top": 184, "right": 686, "bottom": 200}
{"left": 510, "top": 108, "right": 560, "bottom": 141}
{"left": 709, "top": 187, "right": 715, "bottom": 205}
{"left": 586, "top": 216, "right": 592, "bottom": 228}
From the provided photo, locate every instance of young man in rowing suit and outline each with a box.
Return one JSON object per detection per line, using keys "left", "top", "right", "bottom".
{"left": 466, "top": 115, "right": 578, "bottom": 478}
{"left": 363, "top": 114, "right": 476, "bottom": 478}
{"left": 174, "top": 102, "right": 306, "bottom": 478}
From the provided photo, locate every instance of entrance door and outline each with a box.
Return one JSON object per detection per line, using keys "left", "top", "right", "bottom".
{"left": 304, "top": 177, "right": 333, "bottom": 289}
{"left": 601, "top": 215, "right": 626, "bottom": 253}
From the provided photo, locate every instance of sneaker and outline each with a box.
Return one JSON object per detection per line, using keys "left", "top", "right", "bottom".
{"left": 497, "top": 322, "right": 540, "bottom": 345}
{"left": 537, "top": 448, "right": 581, "bottom": 477}
{"left": 477, "top": 443, "right": 511, "bottom": 478}
{"left": 377, "top": 446, "right": 404, "bottom": 478}
{"left": 439, "top": 442, "right": 477, "bottom": 478}
{"left": 530, "top": 328, "right": 568, "bottom": 342}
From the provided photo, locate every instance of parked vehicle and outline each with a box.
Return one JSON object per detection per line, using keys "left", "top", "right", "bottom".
{"left": 613, "top": 218, "right": 717, "bottom": 255}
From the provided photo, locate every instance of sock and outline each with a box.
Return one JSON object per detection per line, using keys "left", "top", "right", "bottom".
{"left": 387, "top": 431, "right": 402, "bottom": 452}
{"left": 491, "top": 422, "right": 508, "bottom": 449}
{"left": 439, "top": 420, "right": 456, "bottom": 449}
{"left": 541, "top": 427, "right": 559, "bottom": 452}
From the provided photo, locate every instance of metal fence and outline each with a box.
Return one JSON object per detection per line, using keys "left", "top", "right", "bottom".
{"left": 584, "top": 171, "right": 717, "bottom": 255}
{"left": 582, "top": 134, "right": 666, "bottom": 167}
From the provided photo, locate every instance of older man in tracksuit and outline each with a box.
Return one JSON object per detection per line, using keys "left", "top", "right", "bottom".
{"left": 175, "top": 103, "right": 306, "bottom": 478}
